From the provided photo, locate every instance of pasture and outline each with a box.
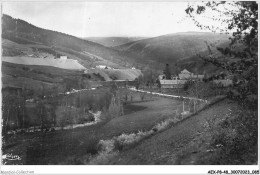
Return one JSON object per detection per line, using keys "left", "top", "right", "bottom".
{"left": 2, "top": 88, "right": 184, "bottom": 165}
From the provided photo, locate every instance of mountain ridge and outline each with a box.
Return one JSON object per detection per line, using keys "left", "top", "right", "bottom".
{"left": 2, "top": 14, "right": 139, "bottom": 69}
{"left": 84, "top": 36, "right": 147, "bottom": 47}
{"left": 113, "top": 31, "right": 230, "bottom": 74}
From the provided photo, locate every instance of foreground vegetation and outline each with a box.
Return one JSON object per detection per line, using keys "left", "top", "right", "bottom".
{"left": 2, "top": 89, "right": 183, "bottom": 165}
{"left": 101, "top": 98, "right": 257, "bottom": 165}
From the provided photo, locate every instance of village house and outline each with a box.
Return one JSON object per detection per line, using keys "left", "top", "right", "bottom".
{"left": 159, "top": 69, "right": 204, "bottom": 89}
{"left": 178, "top": 69, "right": 204, "bottom": 81}
{"left": 160, "top": 79, "right": 187, "bottom": 88}
{"left": 96, "top": 65, "right": 112, "bottom": 69}
{"left": 60, "top": 56, "right": 67, "bottom": 60}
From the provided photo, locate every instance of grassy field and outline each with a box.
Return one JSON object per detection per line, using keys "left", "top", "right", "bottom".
{"left": 1, "top": 62, "right": 87, "bottom": 92}
{"left": 103, "top": 99, "right": 257, "bottom": 165}
{"left": 2, "top": 91, "right": 183, "bottom": 165}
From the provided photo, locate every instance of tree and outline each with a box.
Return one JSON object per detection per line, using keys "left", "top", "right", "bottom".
{"left": 156, "top": 79, "right": 161, "bottom": 89}
{"left": 163, "top": 64, "right": 171, "bottom": 79}
{"left": 185, "top": 1, "right": 258, "bottom": 107}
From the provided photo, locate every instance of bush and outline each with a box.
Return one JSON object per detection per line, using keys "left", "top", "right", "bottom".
{"left": 183, "top": 80, "right": 194, "bottom": 91}
{"left": 152, "top": 118, "right": 180, "bottom": 132}
{"left": 186, "top": 81, "right": 225, "bottom": 99}
{"left": 208, "top": 109, "right": 258, "bottom": 164}
{"left": 107, "top": 94, "right": 122, "bottom": 118}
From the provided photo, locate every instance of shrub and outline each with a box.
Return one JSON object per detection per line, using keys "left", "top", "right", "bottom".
{"left": 97, "top": 139, "right": 115, "bottom": 154}
{"left": 107, "top": 93, "right": 122, "bottom": 118}
{"left": 183, "top": 80, "right": 194, "bottom": 91}
{"left": 208, "top": 109, "right": 258, "bottom": 164}
{"left": 115, "top": 130, "right": 148, "bottom": 146}
{"left": 152, "top": 118, "right": 179, "bottom": 132}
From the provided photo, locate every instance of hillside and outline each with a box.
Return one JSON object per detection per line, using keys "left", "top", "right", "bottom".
{"left": 1, "top": 61, "right": 87, "bottom": 92}
{"left": 1, "top": 14, "right": 145, "bottom": 94}
{"left": 2, "top": 56, "right": 86, "bottom": 70}
{"left": 2, "top": 14, "right": 231, "bottom": 80}
{"left": 85, "top": 37, "right": 146, "bottom": 47}
{"left": 86, "top": 68, "right": 143, "bottom": 81}
{"left": 2, "top": 14, "right": 138, "bottom": 69}
{"left": 113, "top": 32, "right": 230, "bottom": 74}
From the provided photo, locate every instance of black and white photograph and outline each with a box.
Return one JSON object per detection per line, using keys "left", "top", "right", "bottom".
{"left": 0, "top": 0, "right": 259, "bottom": 174}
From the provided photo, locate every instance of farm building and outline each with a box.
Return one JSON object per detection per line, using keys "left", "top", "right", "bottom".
{"left": 178, "top": 69, "right": 192, "bottom": 79}
{"left": 178, "top": 69, "right": 204, "bottom": 81}
{"left": 159, "top": 69, "right": 204, "bottom": 81}
{"left": 160, "top": 79, "right": 187, "bottom": 88}
{"left": 158, "top": 69, "right": 205, "bottom": 89}
{"left": 158, "top": 75, "right": 165, "bottom": 80}
{"left": 96, "top": 65, "right": 112, "bottom": 69}
{"left": 60, "top": 56, "right": 67, "bottom": 60}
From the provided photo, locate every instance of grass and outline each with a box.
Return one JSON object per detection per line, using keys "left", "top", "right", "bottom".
{"left": 172, "top": 104, "right": 258, "bottom": 165}
{"left": 101, "top": 99, "right": 241, "bottom": 165}
{"left": 2, "top": 92, "right": 182, "bottom": 165}
{"left": 77, "top": 117, "right": 181, "bottom": 164}
{"left": 3, "top": 85, "right": 223, "bottom": 165}
{"left": 85, "top": 95, "right": 221, "bottom": 164}
{"left": 204, "top": 109, "right": 258, "bottom": 164}
{"left": 1, "top": 61, "right": 86, "bottom": 94}
{"left": 123, "top": 104, "right": 147, "bottom": 115}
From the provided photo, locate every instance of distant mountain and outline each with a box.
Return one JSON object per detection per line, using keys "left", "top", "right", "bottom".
{"left": 1, "top": 14, "right": 144, "bottom": 92}
{"left": 113, "top": 32, "right": 230, "bottom": 74}
{"left": 1, "top": 14, "right": 138, "bottom": 69}
{"left": 85, "top": 37, "right": 147, "bottom": 47}
{"left": 2, "top": 14, "right": 231, "bottom": 79}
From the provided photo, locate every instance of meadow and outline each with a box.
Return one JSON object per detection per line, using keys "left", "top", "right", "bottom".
{"left": 2, "top": 86, "right": 185, "bottom": 165}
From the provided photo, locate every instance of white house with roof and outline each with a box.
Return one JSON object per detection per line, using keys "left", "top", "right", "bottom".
{"left": 60, "top": 56, "right": 67, "bottom": 60}
{"left": 96, "top": 65, "right": 112, "bottom": 69}
{"left": 96, "top": 65, "right": 107, "bottom": 69}
{"left": 158, "top": 69, "right": 205, "bottom": 89}
{"left": 178, "top": 69, "right": 204, "bottom": 81}
{"left": 160, "top": 79, "right": 187, "bottom": 88}
{"left": 178, "top": 69, "right": 192, "bottom": 79}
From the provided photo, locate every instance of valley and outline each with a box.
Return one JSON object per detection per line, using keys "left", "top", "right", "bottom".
{"left": 1, "top": 4, "right": 257, "bottom": 168}
{"left": 2, "top": 89, "right": 184, "bottom": 165}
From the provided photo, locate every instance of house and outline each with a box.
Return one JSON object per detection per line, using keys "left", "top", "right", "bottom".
{"left": 96, "top": 65, "right": 109, "bottom": 69}
{"left": 160, "top": 79, "right": 187, "bottom": 88}
{"left": 60, "top": 56, "right": 67, "bottom": 60}
{"left": 158, "top": 75, "right": 165, "bottom": 80}
{"left": 178, "top": 69, "right": 204, "bottom": 81}
{"left": 179, "top": 69, "right": 192, "bottom": 79}
{"left": 158, "top": 69, "right": 204, "bottom": 89}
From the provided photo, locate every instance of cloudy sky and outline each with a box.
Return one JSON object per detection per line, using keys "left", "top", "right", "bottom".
{"left": 2, "top": 1, "right": 207, "bottom": 38}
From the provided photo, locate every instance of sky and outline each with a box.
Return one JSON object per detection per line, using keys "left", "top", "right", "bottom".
{"left": 2, "top": 1, "right": 208, "bottom": 38}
